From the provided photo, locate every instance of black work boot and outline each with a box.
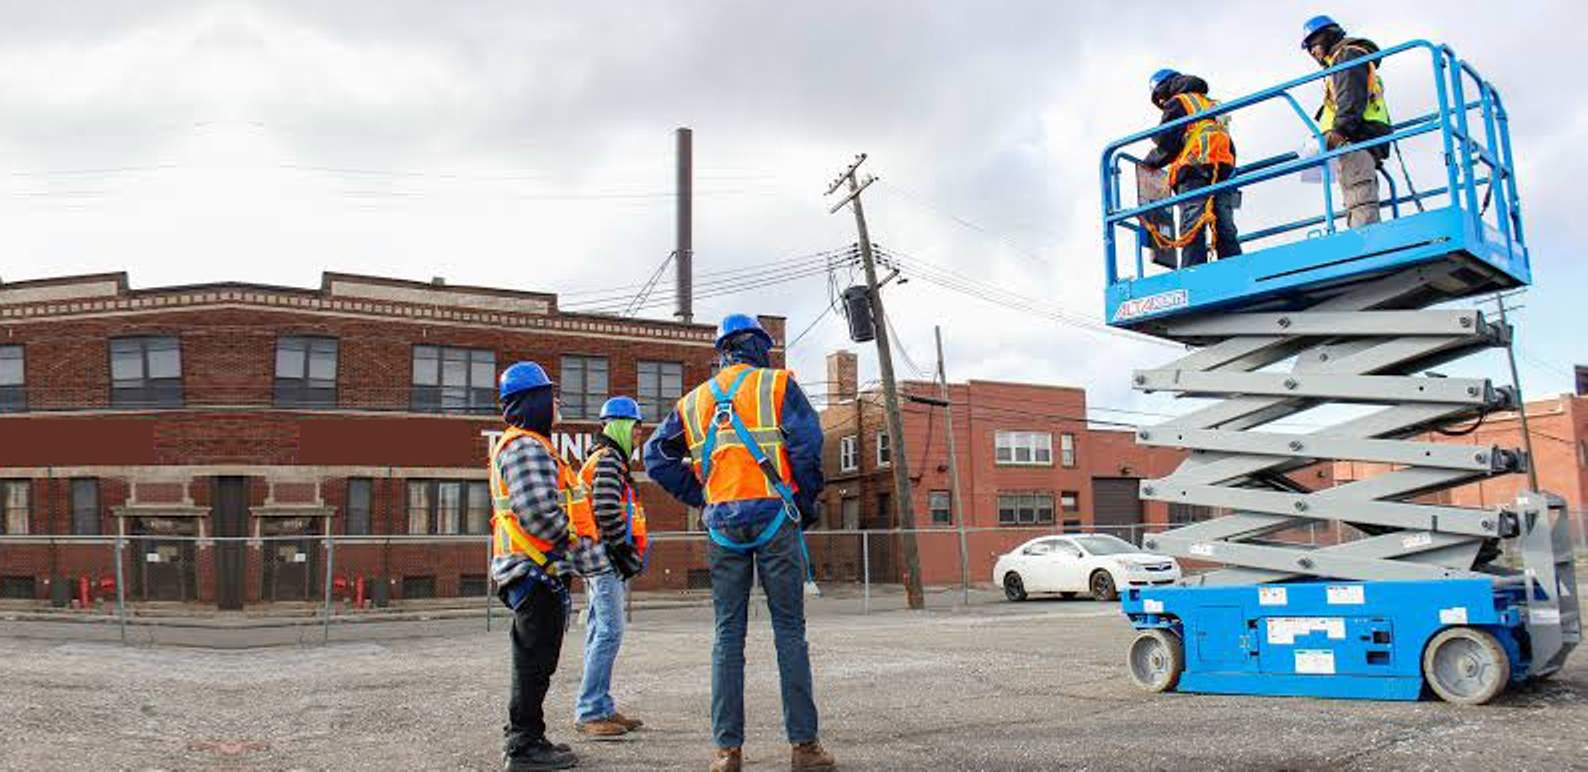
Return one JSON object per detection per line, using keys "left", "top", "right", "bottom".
{"left": 503, "top": 740, "right": 578, "bottom": 771}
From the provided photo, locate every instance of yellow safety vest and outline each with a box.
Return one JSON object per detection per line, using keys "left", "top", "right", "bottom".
{"left": 488, "top": 427, "right": 593, "bottom": 575}
{"left": 1166, "top": 92, "right": 1236, "bottom": 188}
{"left": 1319, "top": 45, "right": 1391, "bottom": 133}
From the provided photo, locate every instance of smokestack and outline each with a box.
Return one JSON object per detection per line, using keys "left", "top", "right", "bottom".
{"left": 675, "top": 127, "right": 693, "bottom": 325}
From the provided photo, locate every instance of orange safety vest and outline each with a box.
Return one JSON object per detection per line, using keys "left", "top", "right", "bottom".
{"left": 578, "top": 444, "right": 650, "bottom": 560}
{"left": 677, "top": 364, "right": 797, "bottom": 505}
{"left": 488, "top": 426, "right": 598, "bottom": 574}
{"left": 1166, "top": 92, "right": 1236, "bottom": 188}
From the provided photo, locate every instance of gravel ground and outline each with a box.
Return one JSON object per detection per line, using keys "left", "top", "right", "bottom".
{"left": 3, "top": 592, "right": 1587, "bottom": 771}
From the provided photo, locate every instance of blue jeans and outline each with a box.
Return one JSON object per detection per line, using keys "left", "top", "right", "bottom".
{"left": 710, "top": 517, "right": 818, "bottom": 748}
{"left": 574, "top": 571, "right": 626, "bottom": 723}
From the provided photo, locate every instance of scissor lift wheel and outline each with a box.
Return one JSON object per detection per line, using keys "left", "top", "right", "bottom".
{"left": 1127, "top": 629, "right": 1183, "bottom": 693}
{"left": 1423, "top": 627, "right": 1510, "bottom": 705}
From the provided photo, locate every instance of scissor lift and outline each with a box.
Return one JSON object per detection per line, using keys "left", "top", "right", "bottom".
{"left": 1100, "top": 41, "right": 1578, "bottom": 703}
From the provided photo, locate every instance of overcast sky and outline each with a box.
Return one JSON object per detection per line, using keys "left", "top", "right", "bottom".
{"left": 1, "top": 1, "right": 1582, "bottom": 419}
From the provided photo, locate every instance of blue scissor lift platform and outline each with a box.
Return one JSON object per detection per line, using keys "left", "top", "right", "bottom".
{"left": 1099, "top": 41, "right": 1578, "bottom": 703}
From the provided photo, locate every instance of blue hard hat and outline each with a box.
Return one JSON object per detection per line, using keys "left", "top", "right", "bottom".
{"left": 499, "top": 361, "right": 554, "bottom": 401}
{"left": 1149, "top": 68, "right": 1178, "bottom": 92}
{"left": 714, "top": 313, "right": 773, "bottom": 350}
{"left": 599, "top": 396, "right": 642, "bottom": 422}
{"left": 1300, "top": 15, "right": 1341, "bottom": 49}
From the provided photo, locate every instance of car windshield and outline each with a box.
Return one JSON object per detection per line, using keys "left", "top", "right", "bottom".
{"left": 1071, "top": 535, "right": 1138, "bottom": 556}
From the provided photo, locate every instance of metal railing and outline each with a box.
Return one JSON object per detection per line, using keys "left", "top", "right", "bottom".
{"left": 4, "top": 512, "right": 1585, "bottom": 645}
{"left": 1101, "top": 39, "right": 1525, "bottom": 284}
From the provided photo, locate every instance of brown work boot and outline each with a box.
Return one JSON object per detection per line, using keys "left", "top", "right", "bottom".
{"left": 610, "top": 711, "right": 643, "bottom": 731}
{"left": 709, "top": 746, "right": 742, "bottom": 772}
{"left": 574, "top": 717, "right": 628, "bottom": 740}
{"left": 791, "top": 740, "right": 836, "bottom": 770}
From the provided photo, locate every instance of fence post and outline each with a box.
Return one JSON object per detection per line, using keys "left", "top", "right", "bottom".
{"left": 322, "top": 531, "right": 335, "bottom": 644}
{"left": 113, "top": 533, "right": 127, "bottom": 644}
{"left": 862, "top": 530, "right": 870, "bottom": 614}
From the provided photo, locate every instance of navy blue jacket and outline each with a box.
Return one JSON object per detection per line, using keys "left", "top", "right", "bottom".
{"left": 644, "top": 360, "right": 824, "bottom": 530}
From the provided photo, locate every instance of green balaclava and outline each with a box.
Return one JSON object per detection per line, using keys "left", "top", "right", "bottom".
{"left": 602, "top": 418, "right": 638, "bottom": 457}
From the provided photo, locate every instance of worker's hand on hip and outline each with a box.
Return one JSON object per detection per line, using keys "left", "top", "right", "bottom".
{"left": 1324, "top": 131, "right": 1347, "bottom": 150}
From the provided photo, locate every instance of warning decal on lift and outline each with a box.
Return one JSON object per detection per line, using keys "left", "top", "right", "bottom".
{"left": 1326, "top": 585, "right": 1366, "bottom": 605}
{"left": 1530, "top": 608, "right": 1562, "bottom": 625}
{"left": 1295, "top": 649, "right": 1336, "bottom": 675}
{"left": 1112, "top": 289, "right": 1189, "bottom": 323}
{"left": 1266, "top": 617, "right": 1346, "bottom": 645}
{"left": 1438, "top": 607, "right": 1468, "bottom": 625}
{"left": 1258, "top": 587, "right": 1288, "bottom": 606}
{"left": 1144, "top": 599, "right": 1165, "bottom": 614}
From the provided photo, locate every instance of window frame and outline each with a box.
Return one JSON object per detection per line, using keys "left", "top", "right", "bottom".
{"left": 346, "top": 478, "right": 373, "bottom": 535}
{"left": 997, "top": 491, "right": 1056, "bottom": 526}
{"left": 1060, "top": 432, "right": 1076, "bottom": 467}
{"left": 274, "top": 336, "right": 339, "bottom": 409}
{"left": 411, "top": 345, "right": 497, "bottom": 414}
{"left": 406, "top": 479, "right": 491, "bottom": 535}
{"left": 637, "top": 360, "right": 684, "bottom": 422}
{"left": 1, "top": 479, "right": 29, "bottom": 535}
{"left": 109, "top": 336, "right": 184, "bottom": 408}
{"left": 928, "top": 490, "right": 952, "bottom": 525}
{"left": 1060, "top": 490, "right": 1079, "bottom": 512}
{"left": 876, "top": 430, "right": 892, "bottom": 467}
{"left": 994, "top": 430, "right": 1053, "bottom": 467}
{"left": 0, "top": 345, "right": 24, "bottom": 413}
{"left": 560, "top": 355, "right": 610, "bottom": 421}
{"left": 839, "top": 435, "right": 858, "bottom": 473}
{"left": 70, "top": 478, "right": 99, "bottom": 535}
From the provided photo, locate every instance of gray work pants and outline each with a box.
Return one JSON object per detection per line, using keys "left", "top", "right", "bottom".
{"left": 1337, "top": 149, "right": 1381, "bottom": 228}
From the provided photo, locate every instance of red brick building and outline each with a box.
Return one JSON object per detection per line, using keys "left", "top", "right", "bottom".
{"left": 1335, "top": 394, "right": 1588, "bottom": 513}
{"left": 0, "top": 272, "right": 786, "bottom": 606}
{"left": 813, "top": 350, "right": 1186, "bottom": 585}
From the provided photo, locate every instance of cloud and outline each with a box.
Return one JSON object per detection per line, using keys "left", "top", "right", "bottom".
{"left": 0, "top": 0, "right": 1580, "bottom": 410}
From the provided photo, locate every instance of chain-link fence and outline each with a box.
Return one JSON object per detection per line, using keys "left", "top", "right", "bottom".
{"left": 3, "top": 511, "right": 1585, "bottom": 645}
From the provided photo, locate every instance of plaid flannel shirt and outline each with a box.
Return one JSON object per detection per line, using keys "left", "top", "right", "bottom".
{"left": 489, "top": 433, "right": 607, "bottom": 588}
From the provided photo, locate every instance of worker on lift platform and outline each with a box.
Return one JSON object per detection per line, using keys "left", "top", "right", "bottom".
{"left": 1141, "top": 69, "right": 1241, "bottom": 268}
{"left": 1302, "top": 14, "right": 1393, "bottom": 229}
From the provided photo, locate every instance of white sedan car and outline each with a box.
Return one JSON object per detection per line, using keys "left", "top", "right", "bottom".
{"left": 993, "top": 534, "right": 1181, "bottom": 602}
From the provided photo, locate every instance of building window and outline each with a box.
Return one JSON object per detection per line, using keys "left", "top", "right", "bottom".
{"left": 1169, "top": 502, "right": 1210, "bottom": 525}
{"left": 839, "top": 435, "right": 858, "bottom": 472}
{"left": 412, "top": 345, "right": 496, "bottom": 414}
{"left": 561, "top": 355, "right": 609, "bottom": 421}
{"left": 275, "top": 336, "right": 338, "bottom": 408}
{"left": 876, "top": 431, "right": 892, "bottom": 467}
{"left": 110, "top": 336, "right": 183, "bottom": 408}
{"left": 346, "top": 478, "right": 373, "bottom": 535}
{"left": 407, "top": 480, "right": 491, "bottom": 535}
{"left": 928, "top": 490, "right": 952, "bottom": 525}
{"left": 1, "top": 480, "right": 28, "bottom": 535}
{"left": 995, "top": 431, "right": 1052, "bottom": 466}
{"left": 1061, "top": 433, "right": 1076, "bottom": 467}
{"left": 997, "top": 492, "right": 1055, "bottom": 526}
{"left": 0, "top": 345, "right": 23, "bottom": 413}
{"left": 841, "top": 496, "right": 860, "bottom": 530}
{"left": 637, "top": 361, "right": 684, "bottom": 421}
{"left": 1060, "top": 490, "right": 1079, "bottom": 512}
{"left": 70, "top": 479, "right": 99, "bottom": 535}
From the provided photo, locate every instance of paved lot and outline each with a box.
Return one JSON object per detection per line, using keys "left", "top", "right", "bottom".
{"left": 3, "top": 590, "right": 1587, "bottom": 771}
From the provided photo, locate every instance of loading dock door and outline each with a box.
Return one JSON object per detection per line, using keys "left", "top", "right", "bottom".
{"left": 213, "top": 477, "right": 248, "bottom": 610}
{"left": 1092, "top": 477, "right": 1144, "bottom": 542}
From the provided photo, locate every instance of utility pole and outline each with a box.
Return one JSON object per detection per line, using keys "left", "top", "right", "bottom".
{"left": 935, "top": 326, "right": 970, "bottom": 606}
{"left": 826, "top": 153, "right": 924, "bottom": 610}
{"left": 1494, "top": 292, "right": 1540, "bottom": 491}
{"left": 674, "top": 127, "right": 693, "bottom": 324}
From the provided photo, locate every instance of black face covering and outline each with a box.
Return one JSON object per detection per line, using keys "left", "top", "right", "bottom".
{"left": 719, "top": 332, "right": 772, "bottom": 369}
{"left": 502, "top": 386, "right": 555, "bottom": 435}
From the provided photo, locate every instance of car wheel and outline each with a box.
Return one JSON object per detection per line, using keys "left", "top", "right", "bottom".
{"left": 1089, "top": 570, "right": 1118, "bottom": 601}
{"left": 1003, "top": 572, "right": 1027, "bottom": 602}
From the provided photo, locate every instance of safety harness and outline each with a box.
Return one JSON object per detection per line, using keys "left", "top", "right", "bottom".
{"left": 699, "top": 366, "right": 817, "bottom": 582}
